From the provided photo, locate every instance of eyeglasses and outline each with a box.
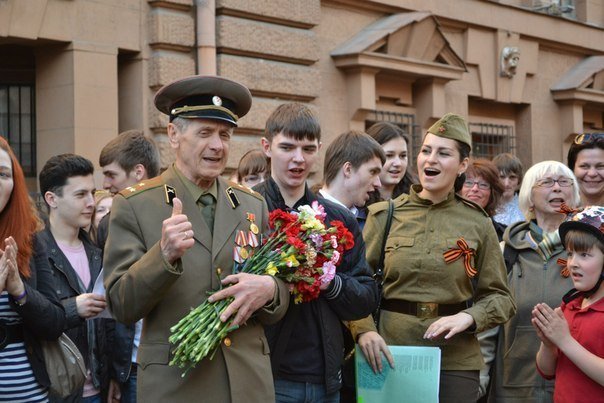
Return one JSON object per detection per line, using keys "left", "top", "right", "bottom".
{"left": 574, "top": 133, "right": 604, "bottom": 145}
{"left": 463, "top": 180, "right": 490, "bottom": 190}
{"left": 535, "top": 178, "right": 574, "bottom": 188}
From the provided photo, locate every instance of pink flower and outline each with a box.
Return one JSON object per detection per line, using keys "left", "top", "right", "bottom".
{"left": 330, "top": 250, "right": 340, "bottom": 265}
{"left": 311, "top": 200, "right": 326, "bottom": 220}
{"left": 320, "top": 261, "right": 336, "bottom": 285}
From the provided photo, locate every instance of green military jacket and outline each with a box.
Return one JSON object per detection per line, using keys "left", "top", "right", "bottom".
{"left": 350, "top": 185, "right": 516, "bottom": 370}
{"left": 103, "top": 165, "right": 289, "bottom": 403}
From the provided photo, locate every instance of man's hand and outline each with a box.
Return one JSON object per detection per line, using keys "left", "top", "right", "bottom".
{"left": 160, "top": 198, "right": 195, "bottom": 264}
{"left": 107, "top": 379, "right": 121, "bottom": 403}
{"left": 75, "top": 293, "right": 107, "bottom": 319}
{"left": 423, "top": 312, "right": 475, "bottom": 340}
{"left": 208, "top": 273, "right": 275, "bottom": 326}
{"left": 358, "top": 331, "right": 395, "bottom": 374}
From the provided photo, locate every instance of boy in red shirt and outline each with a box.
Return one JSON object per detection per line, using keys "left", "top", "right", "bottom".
{"left": 532, "top": 205, "right": 604, "bottom": 402}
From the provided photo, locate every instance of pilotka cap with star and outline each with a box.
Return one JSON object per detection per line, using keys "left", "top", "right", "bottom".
{"left": 427, "top": 113, "right": 472, "bottom": 151}
{"left": 154, "top": 75, "right": 252, "bottom": 126}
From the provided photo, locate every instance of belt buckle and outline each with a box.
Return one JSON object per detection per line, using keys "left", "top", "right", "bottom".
{"left": 417, "top": 302, "right": 438, "bottom": 319}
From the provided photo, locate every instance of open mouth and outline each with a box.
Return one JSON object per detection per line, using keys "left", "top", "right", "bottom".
{"left": 424, "top": 168, "right": 440, "bottom": 177}
{"left": 549, "top": 197, "right": 565, "bottom": 205}
{"left": 289, "top": 167, "right": 305, "bottom": 176}
{"left": 203, "top": 156, "right": 221, "bottom": 163}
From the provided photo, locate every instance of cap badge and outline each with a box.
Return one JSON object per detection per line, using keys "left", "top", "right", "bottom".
{"left": 438, "top": 126, "right": 446, "bottom": 133}
{"left": 212, "top": 96, "right": 222, "bottom": 106}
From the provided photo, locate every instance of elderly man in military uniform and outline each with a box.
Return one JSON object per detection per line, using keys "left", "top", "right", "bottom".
{"left": 103, "top": 76, "right": 289, "bottom": 402}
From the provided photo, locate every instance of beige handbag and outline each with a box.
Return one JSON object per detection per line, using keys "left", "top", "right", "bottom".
{"left": 41, "top": 333, "right": 87, "bottom": 398}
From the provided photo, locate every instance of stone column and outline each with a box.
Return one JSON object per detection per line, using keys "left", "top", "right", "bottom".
{"left": 35, "top": 42, "right": 118, "bottom": 176}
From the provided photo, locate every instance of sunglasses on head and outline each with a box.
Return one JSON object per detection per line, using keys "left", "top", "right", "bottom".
{"left": 574, "top": 132, "right": 604, "bottom": 145}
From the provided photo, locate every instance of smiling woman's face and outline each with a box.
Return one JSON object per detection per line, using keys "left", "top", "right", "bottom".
{"left": 573, "top": 148, "right": 604, "bottom": 202}
{"left": 417, "top": 133, "right": 467, "bottom": 203}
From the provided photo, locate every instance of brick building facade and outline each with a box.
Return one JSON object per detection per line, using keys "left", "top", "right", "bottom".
{"left": 1, "top": 0, "right": 603, "bottom": 187}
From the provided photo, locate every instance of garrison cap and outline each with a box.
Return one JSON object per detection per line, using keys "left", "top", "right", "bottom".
{"left": 427, "top": 113, "right": 472, "bottom": 150}
{"left": 154, "top": 75, "right": 252, "bottom": 126}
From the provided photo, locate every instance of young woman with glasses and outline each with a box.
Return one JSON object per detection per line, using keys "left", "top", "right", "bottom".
{"left": 460, "top": 159, "right": 507, "bottom": 240}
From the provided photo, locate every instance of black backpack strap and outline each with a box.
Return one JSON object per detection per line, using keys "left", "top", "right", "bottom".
{"left": 373, "top": 200, "right": 394, "bottom": 286}
{"left": 373, "top": 200, "right": 394, "bottom": 327}
{"left": 503, "top": 244, "right": 519, "bottom": 275}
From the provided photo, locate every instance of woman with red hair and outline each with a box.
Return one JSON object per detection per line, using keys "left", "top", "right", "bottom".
{"left": 0, "top": 137, "right": 65, "bottom": 401}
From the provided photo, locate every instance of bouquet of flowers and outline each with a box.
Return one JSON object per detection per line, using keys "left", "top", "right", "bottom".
{"left": 169, "top": 201, "right": 354, "bottom": 375}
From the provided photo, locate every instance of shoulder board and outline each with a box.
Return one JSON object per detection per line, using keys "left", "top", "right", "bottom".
{"left": 226, "top": 181, "right": 264, "bottom": 202}
{"left": 367, "top": 194, "right": 409, "bottom": 215}
{"left": 118, "top": 176, "right": 164, "bottom": 199}
{"left": 457, "top": 194, "right": 489, "bottom": 217}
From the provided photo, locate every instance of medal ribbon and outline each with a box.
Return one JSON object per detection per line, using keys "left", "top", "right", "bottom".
{"left": 557, "top": 202, "right": 579, "bottom": 216}
{"left": 443, "top": 237, "right": 478, "bottom": 278}
{"left": 556, "top": 258, "right": 570, "bottom": 278}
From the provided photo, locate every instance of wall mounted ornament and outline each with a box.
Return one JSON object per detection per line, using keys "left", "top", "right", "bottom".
{"left": 500, "top": 46, "right": 520, "bottom": 78}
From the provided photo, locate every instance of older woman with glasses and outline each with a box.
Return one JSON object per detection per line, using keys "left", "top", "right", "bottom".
{"left": 567, "top": 132, "right": 604, "bottom": 206}
{"left": 490, "top": 161, "right": 580, "bottom": 402}
{"left": 460, "top": 159, "right": 506, "bottom": 240}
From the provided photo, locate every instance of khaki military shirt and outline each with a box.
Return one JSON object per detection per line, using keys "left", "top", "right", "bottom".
{"left": 351, "top": 185, "right": 516, "bottom": 370}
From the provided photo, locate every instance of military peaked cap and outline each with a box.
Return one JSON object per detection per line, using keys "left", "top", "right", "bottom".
{"left": 154, "top": 75, "right": 252, "bottom": 126}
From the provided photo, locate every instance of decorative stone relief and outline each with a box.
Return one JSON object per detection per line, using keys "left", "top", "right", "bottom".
{"left": 500, "top": 46, "right": 520, "bottom": 78}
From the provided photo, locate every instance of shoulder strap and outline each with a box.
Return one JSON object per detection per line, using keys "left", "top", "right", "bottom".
{"left": 503, "top": 244, "right": 519, "bottom": 274}
{"left": 374, "top": 199, "right": 394, "bottom": 285}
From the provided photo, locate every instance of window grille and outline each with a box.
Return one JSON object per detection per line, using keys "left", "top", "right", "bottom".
{"left": 0, "top": 84, "right": 36, "bottom": 176}
{"left": 468, "top": 122, "right": 515, "bottom": 159}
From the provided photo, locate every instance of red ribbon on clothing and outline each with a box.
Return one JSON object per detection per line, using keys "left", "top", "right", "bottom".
{"left": 557, "top": 258, "right": 570, "bottom": 278}
{"left": 557, "top": 203, "right": 579, "bottom": 216}
{"left": 443, "top": 237, "right": 478, "bottom": 278}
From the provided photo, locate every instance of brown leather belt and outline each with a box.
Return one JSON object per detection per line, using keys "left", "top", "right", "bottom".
{"left": 381, "top": 299, "right": 467, "bottom": 319}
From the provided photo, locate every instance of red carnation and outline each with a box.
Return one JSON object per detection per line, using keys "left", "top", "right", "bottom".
{"left": 286, "top": 236, "right": 306, "bottom": 252}
{"left": 269, "top": 209, "right": 296, "bottom": 229}
{"left": 330, "top": 220, "right": 354, "bottom": 251}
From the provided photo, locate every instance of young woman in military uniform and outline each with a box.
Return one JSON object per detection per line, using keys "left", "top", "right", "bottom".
{"left": 350, "top": 113, "right": 516, "bottom": 402}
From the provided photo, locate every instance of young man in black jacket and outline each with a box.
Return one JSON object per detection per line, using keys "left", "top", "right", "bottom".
{"left": 38, "top": 154, "right": 110, "bottom": 402}
{"left": 254, "top": 103, "right": 379, "bottom": 402}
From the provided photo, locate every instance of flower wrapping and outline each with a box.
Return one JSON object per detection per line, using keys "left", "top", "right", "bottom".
{"left": 169, "top": 201, "right": 354, "bottom": 374}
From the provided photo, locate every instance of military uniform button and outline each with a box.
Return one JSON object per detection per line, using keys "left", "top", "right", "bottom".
{"left": 224, "top": 337, "right": 231, "bottom": 347}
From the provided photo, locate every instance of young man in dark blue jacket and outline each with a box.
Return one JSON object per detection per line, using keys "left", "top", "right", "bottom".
{"left": 97, "top": 130, "right": 161, "bottom": 403}
{"left": 254, "top": 103, "right": 379, "bottom": 402}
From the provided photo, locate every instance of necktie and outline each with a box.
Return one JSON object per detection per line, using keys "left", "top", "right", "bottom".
{"left": 199, "top": 193, "right": 215, "bottom": 232}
